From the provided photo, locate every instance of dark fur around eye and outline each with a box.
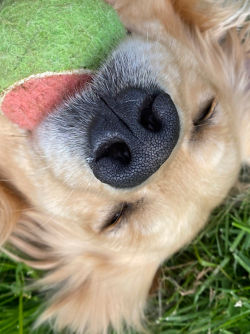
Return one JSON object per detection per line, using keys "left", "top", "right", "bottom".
{"left": 193, "top": 98, "right": 217, "bottom": 127}
{"left": 101, "top": 203, "right": 130, "bottom": 231}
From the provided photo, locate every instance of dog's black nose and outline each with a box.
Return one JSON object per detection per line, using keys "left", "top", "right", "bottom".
{"left": 87, "top": 87, "right": 180, "bottom": 188}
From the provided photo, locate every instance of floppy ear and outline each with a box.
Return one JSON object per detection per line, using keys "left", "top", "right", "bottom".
{"left": 221, "top": 25, "right": 250, "bottom": 167}
{"left": 38, "top": 259, "right": 158, "bottom": 334}
{"left": 104, "top": 0, "right": 246, "bottom": 39}
{"left": 104, "top": 0, "right": 184, "bottom": 38}
{"left": 0, "top": 182, "right": 25, "bottom": 245}
{"left": 9, "top": 216, "right": 159, "bottom": 334}
{"left": 240, "top": 57, "right": 250, "bottom": 165}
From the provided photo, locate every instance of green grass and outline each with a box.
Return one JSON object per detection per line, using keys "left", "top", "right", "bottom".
{"left": 147, "top": 192, "right": 250, "bottom": 334}
{"left": 0, "top": 192, "right": 249, "bottom": 334}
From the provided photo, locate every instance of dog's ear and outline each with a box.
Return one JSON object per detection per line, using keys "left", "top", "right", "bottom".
{"left": 221, "top": 27, "right": 250, "bottom": 167}
{"left": 240, "top": 56, "right": 250, "bottom": 166}
{"left": 38, "top": 258, "right": 158, "bottom": 334}
{"left": 104, "top": 0, "right": 247, "bottom": 39}
{"left": 0, "top": 182, "right": 25, "bottom": 245}
{"left": 9, "top": 217, "right": 159, "bottom": 334}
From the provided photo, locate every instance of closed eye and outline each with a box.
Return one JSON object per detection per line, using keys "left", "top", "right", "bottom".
{"left": 101, "top": 203, "right": 129, "bottom": 232}
{"left": 193, "top": 97, "right": 217, "bottom": 127}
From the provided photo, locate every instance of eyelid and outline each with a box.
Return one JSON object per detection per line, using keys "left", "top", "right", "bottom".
{"left": 101, "top": 203, "right": 128, "bottom": 232}
{"left": 193, "top": 97, "right": 218, "bottom": 126}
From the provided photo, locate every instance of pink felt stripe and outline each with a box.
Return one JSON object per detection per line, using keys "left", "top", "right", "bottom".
{"left": 1, "top": 72, "right": 92, "bottom": 130}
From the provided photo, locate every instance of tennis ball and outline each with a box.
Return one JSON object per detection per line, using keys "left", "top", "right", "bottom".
{"left": 0, "top": 0, "right": 125, "bottom": 129}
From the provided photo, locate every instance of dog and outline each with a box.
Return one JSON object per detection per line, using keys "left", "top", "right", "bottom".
{"left": 0, "top": 0, "right": 249, "bottom": 333}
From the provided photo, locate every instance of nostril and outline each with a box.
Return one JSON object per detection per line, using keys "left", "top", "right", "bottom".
{"left": 139, "top": 95, "right": 162, "bottom": 132}
{"left": 95, "top": 141, "right": 131, "bottom": 165}
{"left": 88, "top": 87, "right": 179, "bottom": 188}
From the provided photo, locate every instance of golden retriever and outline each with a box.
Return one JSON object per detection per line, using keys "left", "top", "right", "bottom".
{"left": 0, "top": 0, "right": 249, "bottom": 333}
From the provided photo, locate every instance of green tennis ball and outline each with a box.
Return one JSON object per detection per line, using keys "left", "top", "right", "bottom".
{"left": 0, "top": 0, "right": 125, "bottom": 92}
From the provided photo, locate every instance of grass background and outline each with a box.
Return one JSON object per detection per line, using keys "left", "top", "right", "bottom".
{"left": 0, "top": 189, "right": 249, "bottom": 334}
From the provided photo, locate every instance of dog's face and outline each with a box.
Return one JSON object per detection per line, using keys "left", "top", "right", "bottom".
{"left": 34, "top": 35, "right": 242, "bottom": 254}
{"left": 1, "top": 1, "right": 249, "bottom": 333}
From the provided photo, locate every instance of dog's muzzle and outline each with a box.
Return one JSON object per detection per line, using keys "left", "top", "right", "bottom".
{"left": 87, "top": 87, "right": 180, "bottom": 188}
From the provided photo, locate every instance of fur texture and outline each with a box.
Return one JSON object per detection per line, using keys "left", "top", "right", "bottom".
{"left": 0, "top": 0, "right": 250, "bottom": 333}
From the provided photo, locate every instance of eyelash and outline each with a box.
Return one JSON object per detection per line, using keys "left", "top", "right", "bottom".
{"left": 101, "top": 203, "right": 129, "bottom": 231}
{"left": 193, "top": 98, "right": 217, "bottom": 127}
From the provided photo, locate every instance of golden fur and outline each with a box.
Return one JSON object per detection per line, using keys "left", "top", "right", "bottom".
{"left": 0, "top": 1, "right": 250, "bottom": 333}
